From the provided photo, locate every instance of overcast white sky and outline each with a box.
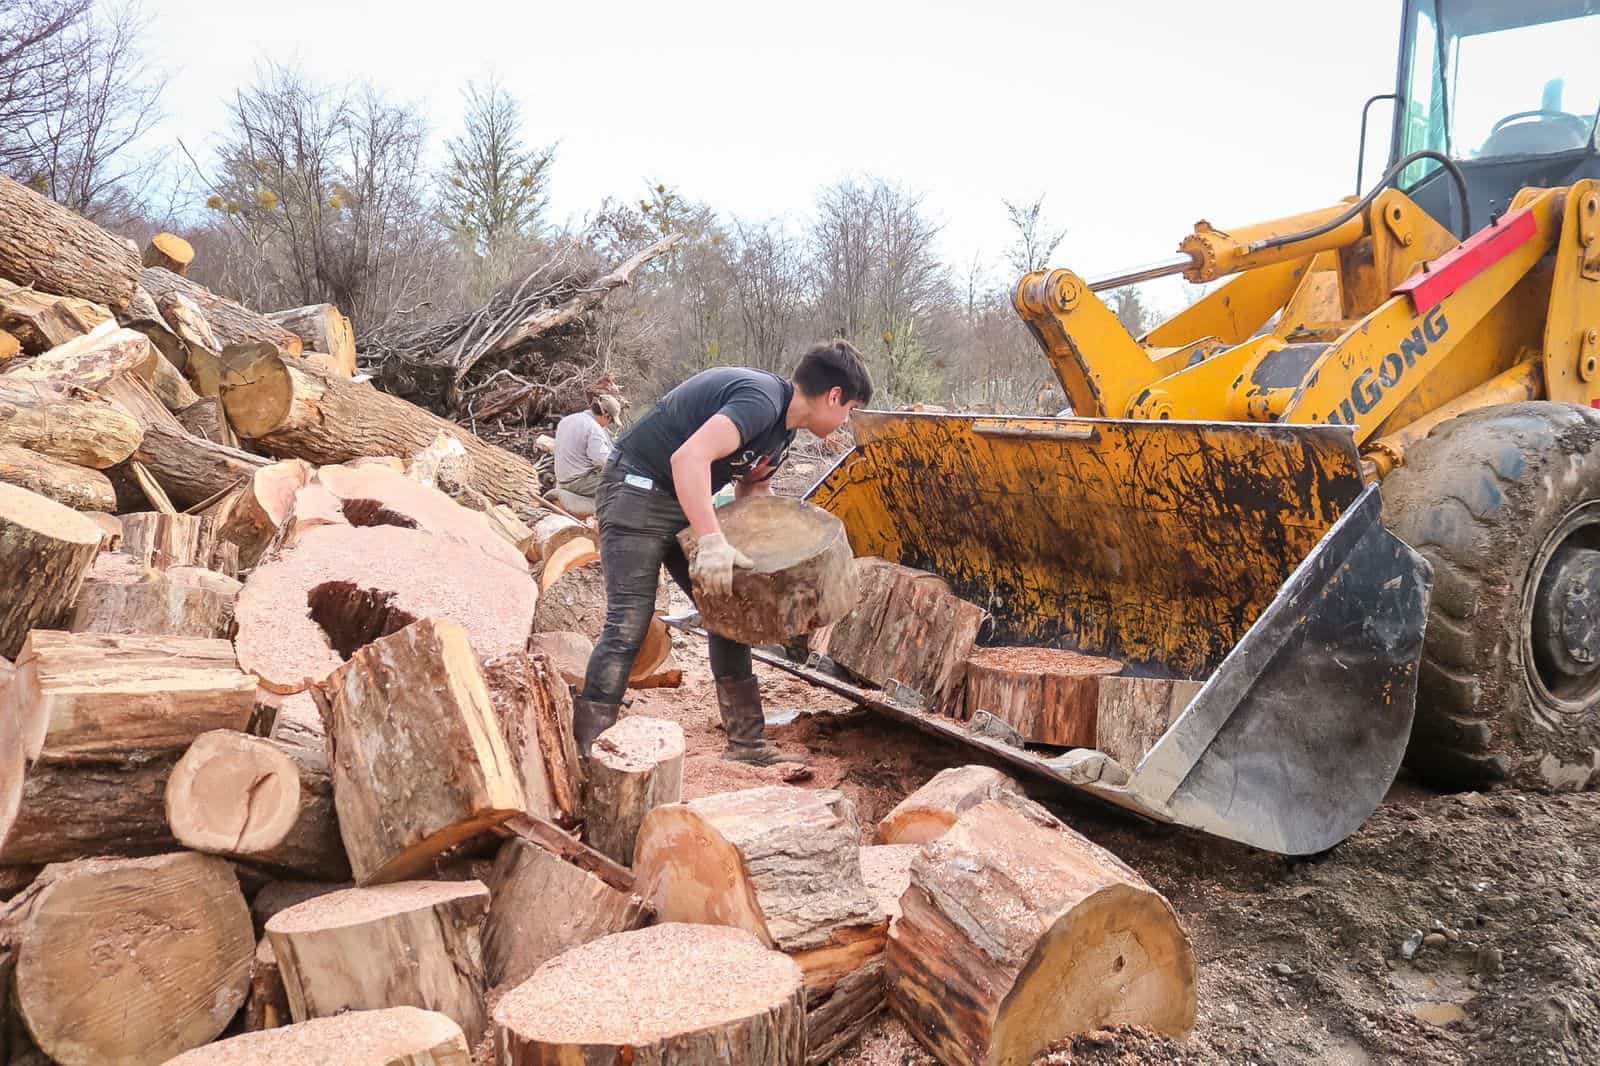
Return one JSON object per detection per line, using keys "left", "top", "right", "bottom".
{"left": 145, "top": 0, "right": 1407, "bottom": 309}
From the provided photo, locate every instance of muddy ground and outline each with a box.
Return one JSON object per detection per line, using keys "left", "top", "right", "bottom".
{"left": 628, "top": 649, "right": 1600, "bottom": 1066}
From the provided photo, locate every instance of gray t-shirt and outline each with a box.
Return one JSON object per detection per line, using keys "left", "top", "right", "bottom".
{"left": 616, "top": 367, "right": 794, "bottom": 492}
{"left": 554, "top": 410, "right": 614, "bottom": 485}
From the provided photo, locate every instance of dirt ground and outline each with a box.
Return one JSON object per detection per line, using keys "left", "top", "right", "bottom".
{"left": 627, "top": 648, "right": 1600, "bottom": 1066}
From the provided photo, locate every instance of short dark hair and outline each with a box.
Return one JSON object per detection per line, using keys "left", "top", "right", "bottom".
{"left": 792, "top": 340, "right": 873, "bottom": 405}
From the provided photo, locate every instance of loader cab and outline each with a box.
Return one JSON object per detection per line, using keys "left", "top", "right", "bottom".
{"left": 1391, "top": 0, "right": 1600, "bottom": 234}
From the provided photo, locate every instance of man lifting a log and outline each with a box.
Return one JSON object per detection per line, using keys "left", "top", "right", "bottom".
{"left": 574, "top": 341, "right": 873, "bottom": 764}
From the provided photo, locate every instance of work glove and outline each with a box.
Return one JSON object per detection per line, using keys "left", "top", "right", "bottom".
{"left": 692, "top": 532, "right": 754, "bottom": 597}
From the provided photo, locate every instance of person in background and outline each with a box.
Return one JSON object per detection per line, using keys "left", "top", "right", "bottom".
{"left": 573, "top": 341, "right": 874, "bottom": 764}
{"left": 553, "top": 393, "right": 622, "bottom": 516}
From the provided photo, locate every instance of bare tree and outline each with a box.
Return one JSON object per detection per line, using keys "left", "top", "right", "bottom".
{"left": 1002, "top": 193, "right": 1066, "bottom": 276}
{"left": 730, "top": 218, "right": 804, "bottom": 373}
{"left": 811, "top": 177, "right": 879, "bottom": 343}
{"left": 870, "top": 181, "right": 948, "bottom": 402}
{"left": 1110, "top": 285, "right": 1153, "bottom": 336}
{"left": 0, "top": 0, "right": 92, "bottom": 172}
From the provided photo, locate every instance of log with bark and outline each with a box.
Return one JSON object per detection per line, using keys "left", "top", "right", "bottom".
{"left": 266, "top": 304, "right": 356, "bottom": 377}
{"left": 266, "top": 879, "right": 490, "bottom": 1042}
{"left": 131, "top": 422, "right": 268, "bottom": 510}
{"left": 67, "top": 554, "right": 238, "bottom": 638}
{"left": 0, "top": 279, "right": 112, "bottom": 354}
{"left": 0, "top": 378, "right": 142, "bottom": 468}
{"left": 4, "top": 322, "right": 150, "bottom": 390}
{"left": 0, "top": 483, "right": 103, "bottom": 657}
{"left": 877, "top": 765, "right": 1023, "bottom": 845}
{"left": 140, "top": 269, "right": 303, "bottom": 353}
{"left": 165, "top": 728, "right": 350, "bottom": 882}
{"left": 532, "top": 561, "right": 672, "bottom": 683}
{"left": 0, "top": 754, "right": 179, "bottom": 864}
{"left": 678, "top": 496, "right": 857, "bottom": 646}
{"left": 312, "top": 618, "right": 526, "bottom": 883}
{"left": 0, "top": 443, "right": 114, "bottom": 511}
{"left": 584, "top": 716, "right": 684, "bottom": 866}
{"left": 887, "top": 791, "right": 1197, "bottom": 1066}
{"left": 156, "top": 290, "right": 221, "bottom": 365}
{"left": 166, "top": 1007, "right": 473, "bottom": 1065}
{"left": 0, "top": 175, "right": 142, "bottom": 312}
{"left": 97, "top": 364, "right": 181, "bottom": 436}
{"left": 120, "top": 510, "right": 218, "bottom": 570}
{"left": 0, "top": 852, "right": 253, "bottom": 1065}
{"left": 963, "top": 647, "right": 1125, "bottom": 745}
{"left": 526, "top": 630, "right": 592, "bottom": 688}
{"left": 538, "top": 535, "right": 599, "bottom": 593}
{"left": 142, "top": 232, "right": 194, "bottom": 276}
{"left": 235, "top": 524, "right": 537, "bottom": 695}
{"left": 211, "top": 458, "right": 311, "bottom": 568}
{"left": 1095, "top": 676, "right": 1205, "bottom": 769}
{"left": 243, "top": 938, "right": 290, "bottom": 1032}
{"left": 492, "top": 923, "right": 805, "bottom": 1066}
{"left": 175, "top": 396, "right": 234, "bottom": 446}
{"left": 481, "top": 651, "right": 581, "bottom": 827}
{"left": 482, "top": 836, "right": 650, "bottom": 988}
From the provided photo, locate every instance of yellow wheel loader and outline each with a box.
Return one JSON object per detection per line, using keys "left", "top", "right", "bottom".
{"left": 766, "top": 0, "right": 1600, "bottom": 855}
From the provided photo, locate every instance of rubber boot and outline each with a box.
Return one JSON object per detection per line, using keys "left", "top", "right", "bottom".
{"left": 572, "top": 695, "right": 620, "bottom": 757}
{"left": 715, "top": 676, "right": 787, "bottom": 766}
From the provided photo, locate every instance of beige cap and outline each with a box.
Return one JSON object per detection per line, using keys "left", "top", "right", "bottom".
{"left": 595, "top": 394, "right": 623, "bottom": 420}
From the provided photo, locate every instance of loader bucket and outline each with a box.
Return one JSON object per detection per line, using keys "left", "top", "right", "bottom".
{"left": 804, "top": 413, "right": 1430, "bottom": 854}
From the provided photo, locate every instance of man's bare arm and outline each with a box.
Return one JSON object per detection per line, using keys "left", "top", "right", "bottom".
{"left": 670, "top": 414, "right": 742, "bottom": 537}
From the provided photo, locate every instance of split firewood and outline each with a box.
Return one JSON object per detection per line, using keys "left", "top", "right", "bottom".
{"left": 175, "top": 396, "right": 234, "bottom": 446}
{"left": 527, "top": 630, "right": 593, "bottom": 688}
{"left": 679, "top": 496, "right": 857, "bottom": 646}
{"left": 0, "top": 378, "right": 142, "bottom": 468}
{"left": 312, "top": 618, "right": 526, "bottom": 883}
{"left": 249, "top": 879, "right": 350, "bottom": 938}
{"left": 533, "top": 561, "right": 672, "bottom": 683}
{"left": 887, "top": 791, "right": 1197, "bottom": 1065}
{"left": 142, "top": 232, "right": 194, "bottom": 276}
{"left": 492, "top": 923, "right": 805, "bottom": 1066}
{"left": 964, "top": 647, "right": 1125, "bottom": 745}
{"left": 539, "top": 535, "right": 599, "bottom": 593}
{"left": 859, "top": 844, "right": 918, "bottom": 925}
{"left": 0, "top": 484, "right": 103, "bottom": 657}
{"left": 120, "top": 510, "right": 217, "bottom": 570}
{"left": 265, "top": 879, "right": 490, "bottom": 1042}
{"left": 244, "top": 938, "right": 290, "bottom": 1031}
{"left": 483, "top": 837, "right": 650, "bottom": 988}
{"left": 140, "top": 268, "right": 303, "bottom": 353}
{"left": 235, "top": 524, "right": 537, "bottom": 695}
{"left": 584, "top": 716, "right": 685, "bottom": 866}
{"left": 481, "top": 651, "right": 581, "bottom": 826}
{"left": 0, "top": 443, "right": 114, "bottom": 511}
{"left": 877, "top": 765, "right": 1023, "bottom": 844}
{"left": 0, "top": 279, "right": 113, "bottom": 354}
{"left": 1095, "top": 676, "right": 1205, "bottom": 769}
{"left": 212, "top": 459, "right": 312, "bottom": 568}
{"left": 0, "top": 852, "right": 253, "bottom": 1065}
{"left": 67, "top": 554, "right": 238, "bottom": 638}
{"left": 165, "top": 729, "right": 350, "bottom": 882}
{"left": 167, "top": 1007, "right": 473, "bottom": 1065}
{"left": 634, "top": 786, "right": 888, "bottom": 1003}
{"left": 266, "top": 304, "right": 356, "bottom": 376}
{"left": 311, "top": 461, "right": 526, "bottom": 570}
{"left": 132, "top": 422, "right": 268, "bottom": 510}
{"left": 0, "top": 175, "right": 142, "bottom": 312}
{"left": 4, "top": 322, "right": 150, "bottom": 390}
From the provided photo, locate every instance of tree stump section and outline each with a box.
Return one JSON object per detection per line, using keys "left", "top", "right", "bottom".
{"left": 877, "top": 765, "right": 1022, "bottom": 845}
{"left": 585, "top": 716, "right": 685, "bottom": 866}
{"left": 963, "top": 647, "right": 1125, "bottom": 745}
{"left": 493, "top": 923, "right": 805, "bottom": 1066}
{"left": 165, "top": 1007, "right": 472, "bottom": 1065}
{"left": 140, "top": 270, "right": 303, "bottom": 353}
{"left": 859, "top": 844, "right": 919, "bottom": 925}
{"left": 244, "top": 938, "right": 290, "bottom": 1031}
{"left": 1, "top": 852, "right": 253, "bottom": 1065}
{"left": 887, "top": 792, "right": 1197, "bottom": 1066}
{"left": 481, "top": 651, "right": 581, "bottom": 827}
{"left": 532, "top": 560, "right": 671, "bottom": 682}
{"left": 0, "top": 378, "right": 143, "bottom": 469}
{"left": 0, "top": 444, "right": 115, "bottom": 511}
{"left": 1095, "top": 677, "right": 1205, "bottom": 769}
{"left": 235, "top": 524, "right": 536, "bottom": 695}
{"left": 0, "top": 175, "right": 142, "bottom": 312}
{"left": 313, "top": 618, "right": 526, "bottom": 883}
{"left": 212, "top": 459, "right": 312, "bottom": 568}
{"left": 120, "top": 511, "right": 217, "bottom": 570}
{"left": 483, "top": 837, "right": 650, "bottom": 988}
{"left": 266, "top": 880, "right": 490, "bottom": 1043}
{"left": 142, "top": 232, "right": 194, "bottom": 275}
{"left": 165, "top": 729, "right": 350, "bottom": 882}
{"left": 0, "top": 483, "right": 102, "bottom": 657}
{"left": 0, "top": 277, "right": 112, "bottom": 354}
{"left": 527, "top": 630, "right": 593, "bottom": 688}
{"left": 678, "top": 496, "right": 857, "bottom": 646}
{"left": 67, "top": 554, "right": 239, "bottom": 638}
{"left": 265, "top": 304, "right": 356, "bottom": 377}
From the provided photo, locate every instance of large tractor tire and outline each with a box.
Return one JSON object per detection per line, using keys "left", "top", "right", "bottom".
{"left": 1383, "top": 401, "right": 1600, "bottom": 790}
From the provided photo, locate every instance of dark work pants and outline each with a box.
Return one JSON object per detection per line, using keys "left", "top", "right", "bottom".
{"left": 580, "top": 472, "right": 753, "bottom": 704}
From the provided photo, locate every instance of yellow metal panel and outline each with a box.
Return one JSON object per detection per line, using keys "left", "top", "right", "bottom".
{"left": 1543, "top": 180, "right": 1600, "bottom": 404}
{"left": 1130, "top": 335, "right": 1282, "bottom": 420}
{"left": 1014, "top": 270, "right": 1164, "bottom": 418}
{"left": 1144, "top": 257, "right": 1311, "bottom": 348}
{"left": 1181, "top": 202, "right": 1365, "bottom": 281}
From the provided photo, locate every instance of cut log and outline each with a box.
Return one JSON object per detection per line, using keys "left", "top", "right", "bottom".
{"left": 82, "top": 509, "right": 122, "bottom": 549}
{"left": 142, "top": 232, "right": 194, "bottom": 276}
{"left": 120, "top": 510, "right": 217, "bottom": 570}
{"left": 1095, "top": 676, "right": 1205, "bottom": 769}
{"left": 0, "top": 279, "right": 112, "bottom": 354}
{"left": 887, "top": 792, "right": 1197, "bottom": 1066}
{"left": 167, "top": 1007, "right": 472, "bottom": 1065}
{"left": 1, "top": 852, "right": 253, "bottom": 1065}
{"left": 135, "top": 339, "right": 200, "bottom": 411}
{"left": 312, "top": 618, "right": 526, "bottom": 883}
{"left": 265, "top": 304, "right": 355, "bottom": 377}
{"left": 214, "top": 459, "right": 312, "bottom": 568}
{"left": 98, "top": 367, "right": 182, "bottom": 435}
{"left": 805, "top": 957, "right": 886, "bottom": 1066}
{"left": 531, "top": 511, "right": 589, "bottom": 562}
{"left": 0, "top": 754, "right": 179, "bottom": 863}
{"left": 157, "top": 290, "right": 221, "bottom": 359}
{"left": 0, "top": 483, "right": 102, "bottom": 657}
{"left": 249, "top": 879, "right": 349, "bottom": 938}
{"left": 0, "top": 444, "right": 114, "bottom": 511}
{"left": 266, "top": 879, "right": 490, "bottom": 1041}
{"left": 678, "top": 496, "right": 857, "bottom": 645}
{"left": 964, "top": 647, "right": 1125, "bottom": 745}
{"left": 132, "top": 422, "right": 269, "bottom": 510}
{"left": 175, "top": 396, "right": 234, "bottom": 446}
{"left": 481, "top": 651, "right": 580, "bottom": 826}
{"left": 527, "top": 630, "right": 592, "bottom": 688}
{"left": 584, "top": 716, "right": 684, "bottom": 866}
{"left": 235, "top": 524, "right": 537, "bottom": 695}
{"left": 492, "top": 923, "right": 805, "bottom": 1066}
{"left": 859, "top": 844, "right": 918, "bottom": 925}
{"left": 253, "top": 478, "right": 348, "bottom": 558}
{"left": 482, "top": 837, "right": 650, "bottom": 988}
{"left": 67, "top": 554, "right": 238, "bottom": 638}
{"left": 0, "top": 175, "right": 142, "bottom": 311}
{"left": 820, "top": 558, "right": 985, "bottom": 716}
{"left": 0, "top": 378, "right": 142, "bottom": 468}
{"left": 220, "top": 349, "right": 552, "bottom": 513}
{"left": 244, "top": 937, "right": 290, "bottom": 1031}
{"left": 538, "top": 535, "right": 599, "bottom": 593}
{"left": 5, "top": 323, "right": 150, "bottom": 390}
{"left": 533, "top": 561, "right": 671, "bottom": 683}
{"left": 483, "top": 503, "right": 538, "bottom": 560}
{"left": 633, "top": 786, "right": 887, "bottom": 998}
{"left": 140, "top": 269, "right": 303, "bottom": 353}
{"left": 877, "top": 765, "right": 1023, "bottom": 845}
{"left": 165, "top": 728, "right": 350, "bottom": 881}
